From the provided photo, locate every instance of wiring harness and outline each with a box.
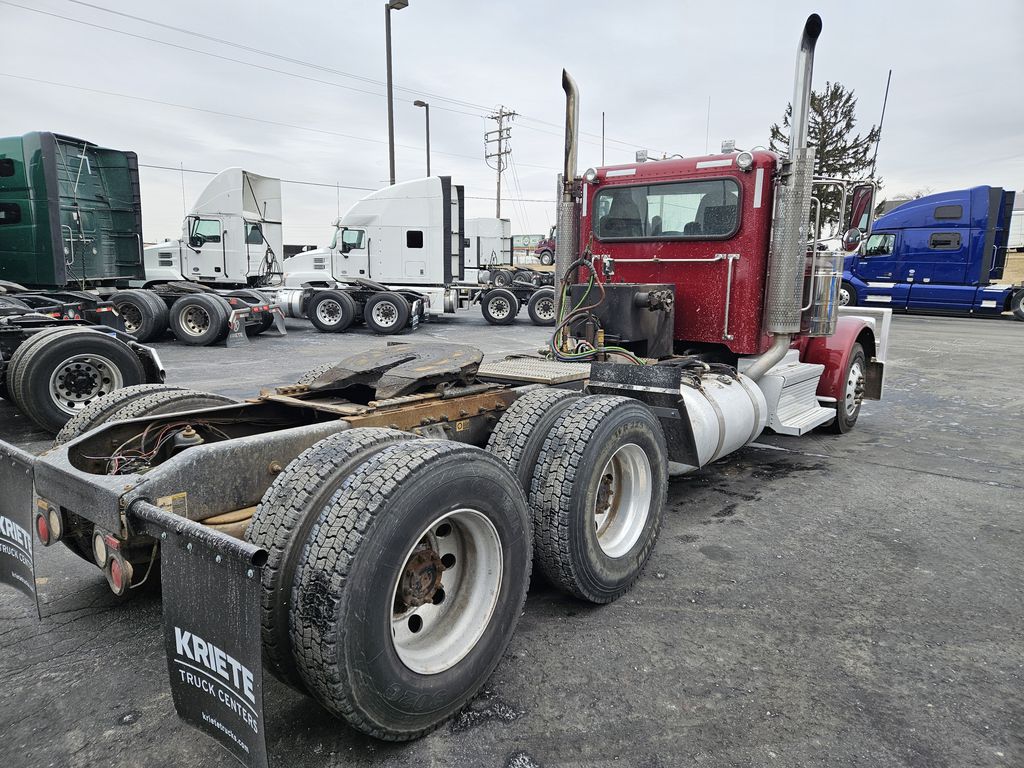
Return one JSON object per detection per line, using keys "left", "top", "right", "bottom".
{"left": 548, "top": 242, "right": 646, "bottom": 366}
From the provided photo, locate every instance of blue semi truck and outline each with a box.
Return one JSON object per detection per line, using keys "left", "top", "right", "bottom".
{"left": 840, "top": 186, "right": 1023, "bottom": 320}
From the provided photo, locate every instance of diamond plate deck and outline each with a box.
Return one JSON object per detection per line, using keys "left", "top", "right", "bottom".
{"left": 478, "top": 357, "right": 591, "bottom": 385}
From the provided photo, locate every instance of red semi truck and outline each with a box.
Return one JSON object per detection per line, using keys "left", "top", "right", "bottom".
{"left": 0, "top": 13, "right": 889, "bottom": 767}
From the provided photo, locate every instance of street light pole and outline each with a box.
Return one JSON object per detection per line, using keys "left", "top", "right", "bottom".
{"left": 385, "top": 0, "right": 408, "bottom": 186}
{"left": 414, "top": 100, "right": 430, "bottom": 176}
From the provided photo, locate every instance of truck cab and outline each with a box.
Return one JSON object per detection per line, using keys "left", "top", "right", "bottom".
{"left": 282, "top": 176, "right": 468, "bottom": 314}
{"left": 142, "top": 168, "right": 284, "bottom": 288}
{"left": 842, "top": 186, "right": 1021, "bottom": 317}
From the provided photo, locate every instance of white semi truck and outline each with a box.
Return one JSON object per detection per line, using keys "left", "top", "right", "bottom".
{"left": 104, "top": 168, "right": 287, "bottom": 346}
{"left": 276, "top": 177, "right": 556, "bottom": 333}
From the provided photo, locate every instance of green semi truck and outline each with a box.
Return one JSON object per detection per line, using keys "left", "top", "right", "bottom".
{"left": 0, "top": 131, "right": 144, "bottom": 288}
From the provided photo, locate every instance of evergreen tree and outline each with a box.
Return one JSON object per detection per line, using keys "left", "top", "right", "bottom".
{"left": 769, "top": 81, "right": 881, "bottom": 233}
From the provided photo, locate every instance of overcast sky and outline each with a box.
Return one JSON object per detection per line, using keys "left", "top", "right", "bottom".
{"left": 3, "top": 0, "right": 1022, "bottom": 245}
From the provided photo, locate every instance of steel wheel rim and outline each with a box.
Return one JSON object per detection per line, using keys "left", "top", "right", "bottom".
{"left": 390, "top": 508, "right": 503, "bottom": 674}
{"left": 535, "top": 296, "right": 555, "bottom": 321}
{"left": 118, "top": 302, "right": 143, "bottom": 333}
{"left": 49, "top": 353, "right": 123, "bottom": 414}
{"left": 845, "top": 360, "right": 864, "bottom": 417}
{"left": 372, "top": 301, "right": 399, "bottom": 328}
{"left": 594, "top": 443, "right": 652, "bottom": 558}
{"left": 179, "top": 305, "right": 212, "bottom": 336}
{"left": 838, "top": 287, "right": 851, "bottom": 306}
{"left": 489, "top": 297, "right": 512, "bottom": 319}
{"left": 315, "top": 299, "right": 343, "bottom": 326}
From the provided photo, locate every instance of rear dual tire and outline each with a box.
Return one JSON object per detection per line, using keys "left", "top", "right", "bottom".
{"left": 481, "top": 288, "right": 519, "bottom": 325}
{"left": 247, "top": 436, "right": 532, "bottom": 741}
{"left": 488, "top": 391, "right": 668, "bottom": 604}
{"left": 308, "top": 289, "right": 358, "bottom": 333}
{"left": 169, "top": 293, "right": 232, "bottom": 346}
{"left": 7, "top": 328, "right": 147, "bottom": 433}
{"left": 110, "top": 289, "right": 168, "bottom": 342}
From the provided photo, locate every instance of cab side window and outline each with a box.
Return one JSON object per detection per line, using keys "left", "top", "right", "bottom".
{"left": 190, "top": 218, "right": 222, "bottom": 243}
{"left": 864, "top": 233, "right": 895, "bottom": 256}
{"left": 341, "top": 229, "right": 365, "bottom": 251}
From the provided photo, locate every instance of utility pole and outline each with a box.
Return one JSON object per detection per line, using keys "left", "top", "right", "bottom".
{"left": 485, "top": 106, "right": 516, "bottom": 218}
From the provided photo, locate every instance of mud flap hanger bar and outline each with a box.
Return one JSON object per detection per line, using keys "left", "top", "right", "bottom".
{"left": 130, "top": 501, "right": 271, "bottom": 768}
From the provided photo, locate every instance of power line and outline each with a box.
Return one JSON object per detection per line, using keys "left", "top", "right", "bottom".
{"left": 12, "top": 0, "right": 666, "bottom": 153}
{"left": 141, "top": 162, "right": 554, "bottom": 203}
{"left": 0, "top": 72, "right": 504, "bottom": 164}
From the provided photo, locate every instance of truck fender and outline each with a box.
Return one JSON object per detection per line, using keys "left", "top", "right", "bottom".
{"left": 801, "top": 316, "right": 881, "bottom": 401}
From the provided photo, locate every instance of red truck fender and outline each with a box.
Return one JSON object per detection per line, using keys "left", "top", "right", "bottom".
{"left": 797, "top": 316, "right": 883, "bottom": 401}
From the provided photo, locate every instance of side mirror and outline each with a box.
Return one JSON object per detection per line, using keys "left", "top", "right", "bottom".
{"left": 841, "top": 228, "right": 863, "bottom": 252}
{"left": 845, "top": 183, "right": 876, "bottom": 235}
{"left": 188, "top": 234, "right": 204, "bottom": 249}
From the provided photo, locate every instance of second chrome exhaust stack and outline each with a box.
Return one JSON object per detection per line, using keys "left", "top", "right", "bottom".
{"left": 554, "top": 69, "right": 581, "bottom": 317}
{"left": 746, "top": 13, "right": 822, "bottom": 381}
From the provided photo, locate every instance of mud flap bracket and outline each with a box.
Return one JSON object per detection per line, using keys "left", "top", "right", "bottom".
{"left": 586, "top": 362, "right": 700, "bottom": 467}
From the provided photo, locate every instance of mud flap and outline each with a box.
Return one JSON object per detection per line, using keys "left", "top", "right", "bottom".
{"left": 0, "top": 443, "right": 37, "bottom": 607}
{"left": 267, "top": 305, "right": 288, "bottom": 336}
{"left": 131, "top": 501, "right": 269, "bottom": 768}
{"left": 587, "top": 362, "right": 700, "bottom": 467}
{"left": 225, "top": 308, "right": 252, "bottom": 348}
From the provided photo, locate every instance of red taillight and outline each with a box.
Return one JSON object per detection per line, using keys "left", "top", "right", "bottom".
{"left": 35, "top": 513, "right": 51, "bottom": 546}
{"left": 109, "top": 558, "right": 123, "bottom": 591}
{"left": 106, "top": 554, "right": 132, "bottom": 596}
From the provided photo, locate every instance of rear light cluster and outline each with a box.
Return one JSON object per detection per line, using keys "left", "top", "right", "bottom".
{"left": 34, "top": 500, "right": 134, "bottom": 595}
{"left": 34, "top": 502, "right": 63, "bottom": 547}
{"left": 92, "top": 530, "right": 133, "bottom": 596}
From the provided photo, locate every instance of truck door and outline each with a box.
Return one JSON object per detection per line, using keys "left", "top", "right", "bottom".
{"left": 854, "top": 232, "right": 910, "bottom": 308}
{"left": 905, "top": 229, "right": 976, "bottom": 312}
{"left": 330, "top": 228, "right": 370, "bottom": 279}
{"left": 184, "top": 216, "right": 226, "bottom": 281}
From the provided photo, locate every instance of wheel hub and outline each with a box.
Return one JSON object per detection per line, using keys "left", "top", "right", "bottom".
{"left": 398, "top": 544, "right": 445, "bottom": 609}
{"left": 373, "top": 302, "right": 398, "bottom": 326}
{"left": 119, "top": 304, "right": 142, "bottom": 332}
{"left": 49, "top": 354, "right": 121, "bottom": 412}
{"left": 65, "top": 367, "right": 97, "bottom": 396}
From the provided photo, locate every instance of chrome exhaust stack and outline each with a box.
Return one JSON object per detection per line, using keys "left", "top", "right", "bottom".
{"left": 554, "top": 69, "right": 581, "bottom": 318}
{"left": 746, "top": 13, "right": 822, "bottom": 382}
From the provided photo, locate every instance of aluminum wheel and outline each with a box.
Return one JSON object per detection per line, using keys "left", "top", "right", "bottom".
{"left": 838, "top": 286, "right": 852, "bottom": 306}
{"left": 371, "top": 301, "right": 399, "bottom": 329}
{"left": 487, "top": 296, "right": 512, "bottom": 320}
{"left": 390, "top": 508, "right": 503, "bottom": 675}
{"left": 117, "top": 302, "right": 143, "bottom": 334}
{"left": 178, "top": 304, "right": 212, "bottom": 337}
{"left": 534, "top": 296, "right": 555, "bottom": 321}
{"left": 315, "top": 299, "right": 343, "bottom": 326}
{"left": 593, "top": 443, "right": 652, "bottom": 558}
{"left": 844, "top": 360, "right": 865, "bottom": 417}
{"left": 48, "top": 353, "right": 124, "bottom": 414}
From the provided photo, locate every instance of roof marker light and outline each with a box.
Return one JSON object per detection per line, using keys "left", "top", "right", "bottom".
{"left": 736, "top": 151, "right": 754, "bottom": 171}
{"left": 583, "top": 167, "right": 598, "bottom": 184}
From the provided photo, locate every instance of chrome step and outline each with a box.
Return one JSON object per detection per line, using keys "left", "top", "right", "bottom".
{"left": 748, "top": 351, "right": 835, "bottom": 436}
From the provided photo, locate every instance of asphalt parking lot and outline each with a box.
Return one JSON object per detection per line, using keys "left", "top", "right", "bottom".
{"left": 1, "top": 311, "right": 1021, "bottom": 768}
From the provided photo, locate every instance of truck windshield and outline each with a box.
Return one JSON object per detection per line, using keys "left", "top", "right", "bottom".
{"left": 864, "top": 233, "right": 895, "bottom": 256}
{"left": 592, "top": 178, "right": 740, "bottom": 241}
